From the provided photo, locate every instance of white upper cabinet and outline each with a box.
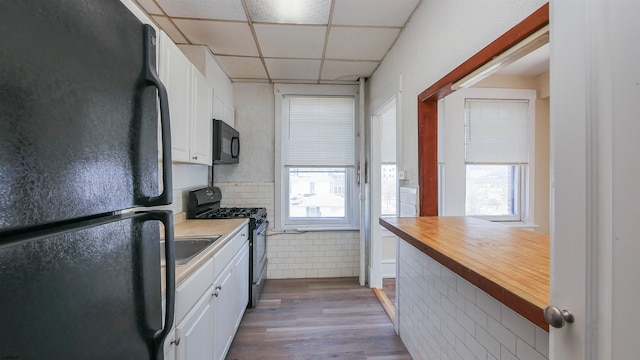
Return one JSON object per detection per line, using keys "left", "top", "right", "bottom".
{"left": 159, "top": 31, "right": 191, "bottom": 163}
{"left": 159, "top": 32, "right": 215, "bottom": 165}
{"left": 189, "top": 66, "right": 212, "bottom": 165}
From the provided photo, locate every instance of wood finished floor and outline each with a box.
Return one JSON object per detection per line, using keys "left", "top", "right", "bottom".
{"left": 225, "top": 277, "right": 411, "bottom": 360}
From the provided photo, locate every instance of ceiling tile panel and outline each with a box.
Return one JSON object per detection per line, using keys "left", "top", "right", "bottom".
{"left": 173, "top": 20, "right": 259, "bottom": 56}
{"left": 265, "top": 59, "right": 321, "bottom": 80}
{"left": 214, "top": 56, "right": 268, "bottom": 79}
{"left": 321, "top": 60, "right": 379, "bottom": 81}
{"left": 332, "top": 0, "right": 420, "bottom": 27}
{"left": 325, "top": 27, "right": 400, "bottom": 61}
{"left": 156, "top": 0, "right": 246, "bottom": 20}
{"left": 255, "top": 24, "right": 326, "bottom": 59}
{"left": 152, "top": 16, "right": 188, "bottom": 43}
{"left": 136, "top": 0, "right": 163, "bottom": 15}
{"left": 245, "top": 0, "right": 331, "bottom": 24}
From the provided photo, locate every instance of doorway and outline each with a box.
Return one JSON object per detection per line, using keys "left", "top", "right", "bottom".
{"left": 370, "top": 97, "right": 399, "bottom": 323}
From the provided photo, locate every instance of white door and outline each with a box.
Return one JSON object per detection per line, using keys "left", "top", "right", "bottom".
{"left": 550, "top": 0, "right": 640, "bottom": 358}
{"left": 370, "top": 98, "right": 398, "bottom": 289}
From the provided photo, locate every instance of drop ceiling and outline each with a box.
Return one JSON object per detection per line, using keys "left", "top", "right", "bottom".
{"left": 134, "top": 0, "right": 422, "bottom": 83}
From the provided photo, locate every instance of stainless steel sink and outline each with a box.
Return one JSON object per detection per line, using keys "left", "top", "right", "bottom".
{"left": 160, "top": 235, "right": 221, "bottom": 266}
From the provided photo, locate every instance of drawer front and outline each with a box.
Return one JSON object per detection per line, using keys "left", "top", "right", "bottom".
{"left": 213, "top": 237, "right": 234, "bottom": 276}
{"left": 214, "top": 225, "right": 248, "bottom": 276}
{"left": 175, "top": 258, "right": 214, "bottom": 323}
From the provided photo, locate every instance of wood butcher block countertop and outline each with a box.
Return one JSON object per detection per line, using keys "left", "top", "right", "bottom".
{"left": 380, "top": 216, "right": 550, "bottom": 330}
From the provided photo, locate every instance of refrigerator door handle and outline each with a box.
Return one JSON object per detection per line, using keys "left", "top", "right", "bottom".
{"left": 143, "top": 24, "right": 173, "bottom": 206}
{"left": 147, "top": 210, "right": 175, "bottom": 359}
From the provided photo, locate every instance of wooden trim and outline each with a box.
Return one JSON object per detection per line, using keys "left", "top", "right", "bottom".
{"left": 417, "top": 100, "right": 439, "bottom": 216}
{"left": 373, "top": 288, "right": 395, "bottom": 324}
{"left": 417, "top": 3, "right": 549, "bottom": 103}
{"left": 416, "top": 3, "right": 549, "bottom": 216}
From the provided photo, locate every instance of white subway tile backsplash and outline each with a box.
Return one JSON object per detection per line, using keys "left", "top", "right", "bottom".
{"left": 465, "top": 299, "right": 488, "bottom": 329}
{"left": 501, "top": 306, "right": 536, "bottom": 347}
{"left": 535, "top": 327, "right": 550, "bottom": 358}
{"left": 398, "top": 240, "right": 548, "bottom": 360}
{"left": 455, "top": 338, "right": 475, "bottom": 360}
{"left": 516, "top": 338, "right": 547, "bottom": 360}
{"left": 476, "top": 289, "right": 502, "bottom": 321}
{"left": 464, "top": 331, "right": 487, "bottom": 359}
{"left": 501, "top": 345, "right": 519, "bottom": 360}
{"left": 216, "top": 181, "right": 359, "bottom": 280}
{"left": 448, "top": 286, "right": 466, "bottom": 310}
{"left": 456, "top": 307, "right": 476, "bottom": 335}
{"left": 457, "top": 278, "right": 477, "bottom": 303}
{"left": 488, "top": 317, "right": 517, "bottom": 354}
{"left": 476, "top": 324, "right": 501, "bottom": 358}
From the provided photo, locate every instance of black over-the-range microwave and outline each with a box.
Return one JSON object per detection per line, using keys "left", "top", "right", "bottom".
{"left": 212, "top": 119, "right": 239, "bottom": 164}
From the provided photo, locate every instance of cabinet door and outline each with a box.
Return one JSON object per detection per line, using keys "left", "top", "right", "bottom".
{"left": 163, "top": 328, "right": 177, "bottom": 360}
{"left": 175, "top": 290, "right": 214, "bottom": 360}
{"left": 158, "top": 31, "right": 191, "bottom": 162}
{"left": 213, "top": 266, "right": 234, "bottom": 360}
{"left": 213, "top": 95, "right": 224, "bottom": 122}
{"left": 224, "top": 104, "right": 235, "bottom": 128}
{"left": 189, "top": 67, "right": 213, "bottom": 165}
{"left": 233, "top": 242, "right": 250, "bottom": 329}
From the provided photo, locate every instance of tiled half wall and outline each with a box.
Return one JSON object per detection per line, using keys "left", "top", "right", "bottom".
{"left": 398, "top": 240, "right": 549, "bottom": 360}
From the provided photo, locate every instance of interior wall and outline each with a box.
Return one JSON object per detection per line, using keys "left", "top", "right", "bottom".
{"left": 214, "top": 83, "right": 274, "bottom": 183}
{"left": 367, "top": 0, "right": 547, "bottom": 196}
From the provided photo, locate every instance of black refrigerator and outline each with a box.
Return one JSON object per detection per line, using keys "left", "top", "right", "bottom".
{"left": 0, "top": 1, "right": 176, "bottom": 359}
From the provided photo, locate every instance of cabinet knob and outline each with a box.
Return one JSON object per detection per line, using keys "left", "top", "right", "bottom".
{"left": 216, "top": 285, "right": 222, "bottom": 290}
{"left": 212, "top": 292, "right": 219, "bottom": 297}
{"left": 192, "top": 155, "right": 198, "bottom": 160}
{"left": 171, "top": 337, "right": 181, "bottom": 346}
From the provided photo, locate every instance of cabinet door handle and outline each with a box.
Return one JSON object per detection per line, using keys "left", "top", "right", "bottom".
{"left": 192, "top": 155, "right": 198, "bottom": 160}
{"left": 212, "top": 292, "right": 219, "bottom": 297}
{"left": 216, "top": 285, "right": 222, "bottom": 290}
{"left": 171, "top": 337, "right": 181, "bottom": 346}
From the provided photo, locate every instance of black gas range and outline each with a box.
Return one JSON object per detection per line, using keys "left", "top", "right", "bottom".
{"left": 187, "top": 186, "right": 267, "bottom": 308}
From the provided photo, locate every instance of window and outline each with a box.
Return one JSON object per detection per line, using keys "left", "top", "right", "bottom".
{"left": 464, "top": 98, "right": 530, "bottom": 221}
{"left": 275, "top": 84, "right": 359, "bottom": 230}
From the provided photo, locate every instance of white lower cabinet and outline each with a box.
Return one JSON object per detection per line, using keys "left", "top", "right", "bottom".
{"left": 176, "top": 292, "right": 214, "bottom": 360}
{"left": 233, "top": 244, "right": 250, "bottom": 330}
{"left": 213, "top": 264, "right": 234, "bottom": 360}
{"left": 163, "top": 328, "right": 177, "bottom": 360}
{"left": 166, "top": 224, "right": 249, "bottom": 360}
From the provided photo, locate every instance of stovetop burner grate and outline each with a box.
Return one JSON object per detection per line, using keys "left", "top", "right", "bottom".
{"left": 187, "top": 186, "right": 267, "bottom": 224}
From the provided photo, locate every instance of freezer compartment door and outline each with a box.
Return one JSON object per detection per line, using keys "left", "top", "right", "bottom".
{"left": 0, "top": 211, "right": 174, "bottom": 360}
{"left": 0, "top": 0, "right": 167, "bottom": 232}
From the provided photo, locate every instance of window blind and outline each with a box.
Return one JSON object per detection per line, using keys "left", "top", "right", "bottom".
{"left": 283, "top": 96, "right": 355, "bottom": 166}
{"left": 464, "top": 99, "right": 529, "bottom": 164}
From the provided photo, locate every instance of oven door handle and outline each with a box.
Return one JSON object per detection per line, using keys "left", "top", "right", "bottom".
{"left": 256, "top": 221, "right": 269, "bottom": 235}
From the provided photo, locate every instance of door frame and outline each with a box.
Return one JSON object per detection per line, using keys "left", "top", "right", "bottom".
{"left": 370, "top": 96, "right": 400, "bottom": 289}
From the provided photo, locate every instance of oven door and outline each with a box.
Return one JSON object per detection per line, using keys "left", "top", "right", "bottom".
{"left": 253, "top": 220, "right": 268, "bottom": 280}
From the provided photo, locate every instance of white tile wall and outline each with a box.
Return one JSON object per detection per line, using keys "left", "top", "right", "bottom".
{"left": 215, "top": 182, "right": 360, "bottom": 279}
{"left": 398, "top": 240, "right": 549, "bottom": 360}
